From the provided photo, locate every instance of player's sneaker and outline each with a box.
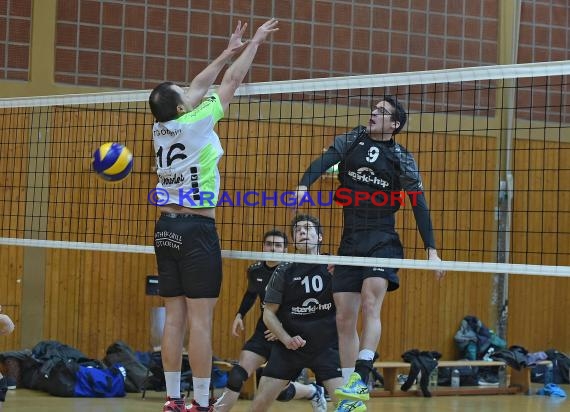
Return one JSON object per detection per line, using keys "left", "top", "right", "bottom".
{"left": 310, "top": 383, "right": 327, "bottom": 412}
{"left": 187, "top": 399, "right": 213, "bottom": 412}
{"left": 334, "top": 372, "right": 369, "bottom": 401}
{"left": 334, "top": 399, "right": 367, "bottom": 412}
{"left": 162, "top": 396, "right": 188, "bottom": 412}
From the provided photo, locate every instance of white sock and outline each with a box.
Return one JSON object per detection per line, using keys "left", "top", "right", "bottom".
{"left": 165, "top": 371, "right": 181, "bottom": 398}
{"left": 193, "top": 377, "right": 211, "bottom": 407}
{"left": 358, "top": 349, "right": 375, "bottom": 361}
{"left": 310, "top": 383, "right": 318, "bottom": 399}
{"left": 342, "top": 367, "right": 355, "bottom": 384}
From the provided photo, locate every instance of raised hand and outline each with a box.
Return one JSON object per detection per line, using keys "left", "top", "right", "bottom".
{"left": 251, "top": 18, "right": 279, "bottom": 45}
{"left": 227, "top": 21, "right": 248, "bottom": 54}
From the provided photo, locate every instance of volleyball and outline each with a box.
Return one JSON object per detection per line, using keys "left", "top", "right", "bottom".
{"left": 92, "top": 142, "right": 133, "bottom": 182}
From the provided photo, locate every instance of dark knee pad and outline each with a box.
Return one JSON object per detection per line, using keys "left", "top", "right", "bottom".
{"left": 276, "top": 382, "right": 296, "bottom": 402}
{"left": 0, "top": 377, "right": 7, "bottom": 402}
{"left": 226, "top": 365, "right": 249, "bottom": 393}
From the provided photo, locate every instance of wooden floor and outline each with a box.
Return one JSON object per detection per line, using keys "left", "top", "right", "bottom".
{"left": 3, "top": 385, "right": 568, "bottom": 412}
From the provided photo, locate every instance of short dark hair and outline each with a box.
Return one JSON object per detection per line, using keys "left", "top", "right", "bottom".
{"left": 290, "top": 214, "right": 323, "bottom": 237}
{"left": 384, "top": 95, "right": 407, "bottom": 135}
{"left": 149, "top": 81, "right": 183, "bottom": 122}
{"left": 263, "top": 229, "right": 288, "bottom": 247}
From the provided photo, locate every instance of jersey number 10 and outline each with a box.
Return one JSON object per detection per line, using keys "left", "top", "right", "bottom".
{"left": 301, "top": 275, "right": 323, "bottom": 293}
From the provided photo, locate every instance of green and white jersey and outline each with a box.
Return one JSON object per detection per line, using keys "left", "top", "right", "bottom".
{"left": 152, "top": 93, "right": 224, "bottom": 208}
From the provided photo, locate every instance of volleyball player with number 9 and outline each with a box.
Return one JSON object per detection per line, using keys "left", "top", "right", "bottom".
{"left": 294, "top": 97, "right": 444, "bottom": 412}
{"left": 148, "top": 19, "right": 279, "bottom": 412}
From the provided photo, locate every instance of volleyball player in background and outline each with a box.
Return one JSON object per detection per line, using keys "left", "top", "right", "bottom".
{"left": 148, "top": 19, "right": 279, "bottom": 412}
{"left": 215, "top": 230, "right": 327, "bottom": 412}
{"left": 294, "top": 96, "right": 444, "bottom": 411}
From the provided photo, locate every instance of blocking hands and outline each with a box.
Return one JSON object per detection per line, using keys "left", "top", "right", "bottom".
{"left": 226, "top": 21, "right": 249, "bottom": 55}
{"left": 251, "top": 18, "right": 279, "bottom": 45}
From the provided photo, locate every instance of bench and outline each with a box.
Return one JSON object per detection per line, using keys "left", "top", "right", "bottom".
{"left": 372, "top": 359, "right": 552, "bottom": 397}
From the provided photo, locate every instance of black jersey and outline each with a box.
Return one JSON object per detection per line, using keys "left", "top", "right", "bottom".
{"left": 264, "top": 262, "right": 337, "bottom": 352}
{"left": 299, "top": 125, "right": 436, "bottom": 249}
{"left": 332, "top": 126, "right": 424, "bottom": 224}
{"left": 237, "top": 261, "right": 277, "bottom": 331}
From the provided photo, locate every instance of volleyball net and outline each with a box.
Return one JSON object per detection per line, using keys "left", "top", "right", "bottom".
{"left": 0, "top": 61, "right": 569, "bottom": 277}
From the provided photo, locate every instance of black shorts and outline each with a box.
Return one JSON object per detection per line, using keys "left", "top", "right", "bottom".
{"left": 242, "top": 321, "right": 273, "bottom": 360}
{"left": 262, "top": 345, "right": 341, "bottom": 383}
{"left": 333, "top": 229, "right": 403, "bottom": 293}
{"left": 154, "top": 213, "right": 222, "bottom": 299}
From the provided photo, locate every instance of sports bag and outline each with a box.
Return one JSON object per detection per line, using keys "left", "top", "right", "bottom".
{"left": 74, "top": 364, "right": 126, "bottom": 397}
{"left": 104, "top": 341, "right": 150, "bottom": 392}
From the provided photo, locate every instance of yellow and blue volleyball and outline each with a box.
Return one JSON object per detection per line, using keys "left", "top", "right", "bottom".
{"left": 92, "top": 142, "right": 133, "bottom": 182}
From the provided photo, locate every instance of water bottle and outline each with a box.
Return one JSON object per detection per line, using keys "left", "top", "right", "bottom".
{"left": 428, "top": 367, "right": 438, "bottom": 390}
{"left": 498, "top": 365, "right": 507, "bottom": 388}
{"left": 544, "top": 363, "right": 554, "bottom": 385}
{"left": 451, "top": 369, "right": 460, "bottom": 388}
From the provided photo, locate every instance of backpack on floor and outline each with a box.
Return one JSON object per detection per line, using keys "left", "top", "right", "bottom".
{"left": 104, "top": 341, "right": 150, "bottom": 393}
{"left": 544, "top": 350, "right": 570, "bottom": 384}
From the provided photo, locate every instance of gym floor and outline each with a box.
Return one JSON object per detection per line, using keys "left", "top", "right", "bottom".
{"left": 4, "top": 385, "right": 568, "bottom": 411}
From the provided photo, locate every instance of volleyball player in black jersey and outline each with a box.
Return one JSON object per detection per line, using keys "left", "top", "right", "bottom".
{"left": 294, "top": 97, "right": 444, "bottom": 411}
{"left": 214, "top": 230, "right": 327, "bottom": 412}
{"left": 250, "top": 215, "right": 345, "bottom": 412}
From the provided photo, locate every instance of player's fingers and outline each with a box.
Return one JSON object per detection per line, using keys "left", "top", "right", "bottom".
{"left": 234, "top": 20, "right": 242, "bottom": 34}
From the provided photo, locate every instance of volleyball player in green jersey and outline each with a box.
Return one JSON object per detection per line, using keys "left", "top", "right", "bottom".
{"left": 149, "top": 19, "right": 279, "bottom": 412}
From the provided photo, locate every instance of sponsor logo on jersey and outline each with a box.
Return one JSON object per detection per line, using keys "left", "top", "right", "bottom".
{"left": 291, "top": 298, "right": 333, "bottom": 315}
{"left": 158, "top": 173, "right": 185, "bottom": 186}
{"left": 153, "top": 128, "right": 182, "bottom": 137}
{"left": 347, "top": 167, "right": 390, "bottom": 188}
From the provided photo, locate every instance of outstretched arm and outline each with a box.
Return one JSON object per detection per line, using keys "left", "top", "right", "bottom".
{"left": 217, "top": 18, "right": 279, "bottom": 110}
{"left": 185, "top": 21, "right": 248, "bottom": 108}
{"left": 293, "top": 149, "right": 341, "bottom": 209}
{"left": 409, "top": 193, "right": 444, "bottom": 280}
